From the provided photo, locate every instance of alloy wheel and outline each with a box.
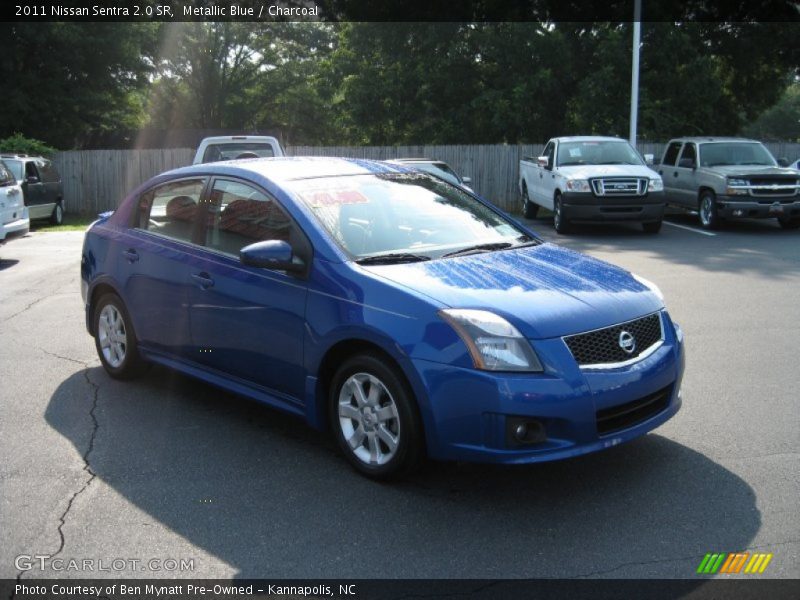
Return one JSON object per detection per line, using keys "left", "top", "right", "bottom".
{"left": 98, "top": 304, "right": 127, "bottom": 368}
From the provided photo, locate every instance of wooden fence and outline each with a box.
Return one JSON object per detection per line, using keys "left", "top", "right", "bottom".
{"left": 54, "top": 142, "right": 800, "bottom": 215}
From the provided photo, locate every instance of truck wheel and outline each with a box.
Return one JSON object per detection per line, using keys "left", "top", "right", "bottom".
{"left": 51, "top": 202, "right": 64, "bottom": 225}
{"left": 698, "top": 191, "right": 721, "bottom": 230}
{"left": 522, "top": 186, "right": 538, "bottom": 219}
{"left": 553, "top": 194, "right": 571, "bottom": 234}
{"left": 642, "top": 220, "right": 662, "bottom": 234}
{"left": 778, "top": 217, "right": 800, "bottom": 230}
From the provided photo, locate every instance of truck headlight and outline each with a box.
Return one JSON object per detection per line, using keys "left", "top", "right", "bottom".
{"left": 725, "top": 178, "right": 749, "bottom": 195}
{"left": 565, "top": 179, "right": 591, "bottom": 193}
{"left": 439, "top": 309, "right": 543, "bottom": 372}
{"left": 648, "top": 178, "right": 663, "bottom": 192}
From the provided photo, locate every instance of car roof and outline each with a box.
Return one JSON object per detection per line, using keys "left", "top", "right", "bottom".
{"left": 167, "top": 156, "right": 409, "bottom": 183}
{"left": 668, "top": 137, "right": 760, "bottom": 143}
{"left": 387, "top": 158, "right": 442, "bottom": 164}
{"left": 554, "top": 136, "right": 627, "bottom": 143}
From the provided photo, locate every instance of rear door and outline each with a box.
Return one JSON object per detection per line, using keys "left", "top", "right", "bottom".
{"left": 37, "top": 159, "right": 62, "bottom": 208}
{"left": 119, "top": 176, "right": 208, "bottom": 356}
{"left": 672, "top": 142, "right": 699, "bottom": 208}
{"left": 659, "top": 141, "right": 683, "bottom": 204}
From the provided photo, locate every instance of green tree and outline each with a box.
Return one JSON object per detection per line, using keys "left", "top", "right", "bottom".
{"left": 0, "top": 23, "right": 156, "bottom": 148}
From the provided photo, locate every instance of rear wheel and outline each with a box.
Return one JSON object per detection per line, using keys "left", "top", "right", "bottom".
{"left": 93, "top": 293, "right": 148, "bottom": 379}
{"left": 553, "top": 194, "right": 571, "bottom": 234}
{"left": 522, "top": 186, "right": 538, "bottom": 219}
{"left": 51, "top": 202, "right": 63, "bottom": 225}
{"left": 778, "top": 217, "right": 800, "bottom": 230}
{"left": 642, "top": 220, "right": 662, "bottom": 234}
{"left": 330, "top": 354, "right": 424, "bottom": 479}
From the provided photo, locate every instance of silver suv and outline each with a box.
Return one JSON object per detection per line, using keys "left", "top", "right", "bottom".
{"left": 657, "top": 137, "right": 800, "bottom": 230}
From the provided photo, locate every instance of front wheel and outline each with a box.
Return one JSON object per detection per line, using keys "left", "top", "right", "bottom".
{"left": 553, "top": 194, "right": 571, "bottom": 234}
{"left": 522, "top": 187, "right": 538, "bottom": 219}
{"left": 330, "top": 354, "right": 424, "bottom": 479}
{"left": 93, "top": 293, "right": 148, "bottom": 379}
{"left": 642, "top": 220, "right": 662, "bottom": 234}
{"left": 698, "top": 191, "right": 721, "bottom": 230}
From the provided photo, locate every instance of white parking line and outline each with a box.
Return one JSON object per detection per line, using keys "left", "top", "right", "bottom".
{"left": 663, "top": 220, "right": 717, "bottom": 236}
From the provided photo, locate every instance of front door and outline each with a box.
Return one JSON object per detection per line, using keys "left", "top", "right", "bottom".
{"left": 188, "top": 178, "right": 309, "bottom": 401}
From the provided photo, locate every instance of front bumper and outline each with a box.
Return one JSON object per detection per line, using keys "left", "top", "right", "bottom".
{"left": 412, "top": 313, "right": 684, "bottom": 464}
{"left": 562, "top": 191, "right": 665, "bottom": 223}
{"left": 716, "top": 196, "right": 800, "bottom": 220}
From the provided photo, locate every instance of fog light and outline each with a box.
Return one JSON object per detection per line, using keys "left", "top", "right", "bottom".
{"left": 506, "top": 418, "right": 547, "bottom": 446}
{"left": 733, "top": 209, "right": 744, "bottom": 217}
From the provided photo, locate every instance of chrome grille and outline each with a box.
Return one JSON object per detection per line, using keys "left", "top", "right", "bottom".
{"left": 564, "top": 313, "right": 663, "bottom": 368}
{"left": 590, "top": 178, "right": 648, "bottom": 197}
{"left": 746, "top": 178, "right": 799, "bottom": 197}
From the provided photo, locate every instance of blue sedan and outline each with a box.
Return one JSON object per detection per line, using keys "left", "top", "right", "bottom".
{"left": 81, "top": 157, "right": 684, "bottom": 478}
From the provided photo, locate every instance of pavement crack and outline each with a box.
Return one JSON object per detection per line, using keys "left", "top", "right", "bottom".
{"left": 14, "top": 368, "right": 101, "bottom": 587}
{"left": 37, "top": 347, "right": 93, "bottom": 367}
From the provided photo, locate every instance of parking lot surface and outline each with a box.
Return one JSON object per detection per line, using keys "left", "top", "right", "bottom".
{"left": 1, "top": 215, "right": 798, "bottom": 579}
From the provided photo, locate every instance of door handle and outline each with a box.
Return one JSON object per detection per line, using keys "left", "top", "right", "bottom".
{"left": 122, "top": 249, "right": 139, "bottom": 263}
{"left": 191, "top": 272, "right": 214, "bottom": 289}
{"left": 673, "top": 172, "right": 679, "bottom": 177}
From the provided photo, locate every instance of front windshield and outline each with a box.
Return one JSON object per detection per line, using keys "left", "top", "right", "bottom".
{"left": 698, "top": 143, "right": 776, "bottom": 167}
{"left": 3, "top": 159, "right": 23, "bottom": 181}
{"left": 289, "top": 173, "right": 528, "bottom": 260}
{"left": 202, "top": 143, "right": 276, "bottom": 163}
{"left": 557, "top": 141, "right": 644, "bottom": 167}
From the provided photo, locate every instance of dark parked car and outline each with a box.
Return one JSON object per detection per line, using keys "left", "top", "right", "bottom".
{"left": 81, "top": 157, "right": 684, "bottom": 479}
{"left": 1, "top": 154, "right": 64, "bottom": 224}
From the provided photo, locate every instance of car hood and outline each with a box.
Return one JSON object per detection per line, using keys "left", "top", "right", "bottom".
{"left": 701, "top": 165, "right": 800, "bottom": 178}
{"left": 557, "top": 164, "right": 660, "bottom": 180}
{"left": 364, "top": 243, "right": 663, "bottom": 339}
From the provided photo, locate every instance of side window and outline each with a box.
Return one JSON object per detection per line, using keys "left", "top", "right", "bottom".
{"left": 543, "top": 142, "right": 555, "bottom": 169}
{"left": 0, "top": 163, "right": 13, "bottom": 186}
{"left": 202, "top": 179, "right": 296, "bottom": 257}
{"left": 133, "top": 178, "right": 206, "bottom": 244}
{"left": 662, "top": 142, "right": 682, "bottom": 166}
{"left": 678, "top": 143, "right": 696, "bottom": 166}
{"left": 25, "top": 162, "right": 40, "bottom": 181}
{"left": 38, "top": 160, "right": 60, "bottom": 183}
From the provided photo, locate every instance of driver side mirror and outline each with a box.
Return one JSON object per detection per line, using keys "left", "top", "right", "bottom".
{"left": 644, "top": 154, "right": 654, "bottom": 166}
{"left": 26, "top": 175, "right": 40, "bottom": 184}
{"left": 240, "top": 239, "right": 305, "bottom": 273}
{"left": 537, "top": 156, "right": 550, "bottom": 169}
{"left": 777, "top": 157, "right": 789, "bottom": 167}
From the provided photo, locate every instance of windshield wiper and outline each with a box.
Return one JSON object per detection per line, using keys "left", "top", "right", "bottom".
{"left": 441, "top": 242, "right": 514, "bottom": 258}
{"left": 356, "top": 253, "right": 431, "bottom": 265}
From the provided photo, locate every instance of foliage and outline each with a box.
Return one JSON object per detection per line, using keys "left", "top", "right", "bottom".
{"left": 742, "top": 83, "right": 800, "bottom": 142}
{"left": 1, "top": 21, "right": 798, "bottom": 148}
{"left": 0, "top": 133, "right": 58, "bottom": 156}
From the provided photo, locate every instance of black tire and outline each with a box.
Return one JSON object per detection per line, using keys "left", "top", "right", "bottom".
{"left": 93, "top": 293, "right": 148, "bottom": 379}
{"left": 522, "top": 186, "right": 538, "bottom": 219}
{"left": 329, "top": 354, "right": 425, "bottom": 479}
{"left": 642, "top": 220, "right": 662, "bottom": 234}
{"left": 51, "top": 202, "right": 63, "bottom": 225}
{"left": 553, "top": 194, "right": 571, "bottom": 234}
{"left": 777, "top": 217, "right": 800, "bottom": 230}
{"left": 698, "top": 191, "right": 721, "bottom": 230}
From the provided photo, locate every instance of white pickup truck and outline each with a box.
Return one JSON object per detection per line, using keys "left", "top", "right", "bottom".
{"left": 193, "top": 135, "right": 285, "bottom": 164}
{"left": 519, "top": 136, "right": 665, "bottom": 233}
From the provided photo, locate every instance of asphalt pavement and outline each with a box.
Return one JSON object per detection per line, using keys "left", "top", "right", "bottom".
{"left": 1, "top": 214, "right": 798, "bottom": 581}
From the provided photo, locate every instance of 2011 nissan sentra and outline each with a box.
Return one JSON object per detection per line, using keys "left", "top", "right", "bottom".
{"left": 81, "top": 157, "right": 684, "bottom": 479}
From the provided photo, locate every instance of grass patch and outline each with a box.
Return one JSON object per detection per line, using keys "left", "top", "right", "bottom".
{"left": 31, "top": 213, "right": 97, "bottom": 232}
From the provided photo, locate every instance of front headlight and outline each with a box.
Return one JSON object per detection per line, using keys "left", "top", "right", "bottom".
{"left": 648, "top": 178, "right": 663, "bottom": 192}
{"left": 439, "top": 309, "right": 543, "bottom": 372}
{"left": 565, "top": 179, "right": 591, "bottom": 193}
{"left": 725, "top": 178, "right": 749, "bottom": 195}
